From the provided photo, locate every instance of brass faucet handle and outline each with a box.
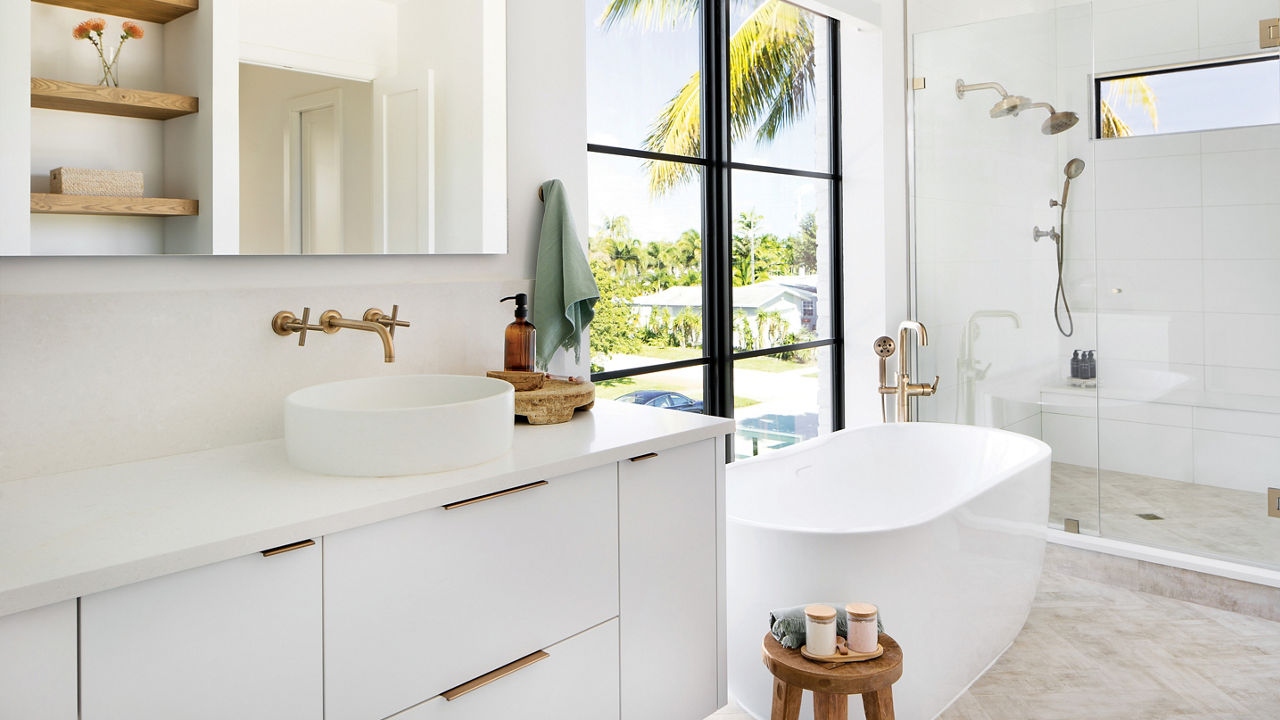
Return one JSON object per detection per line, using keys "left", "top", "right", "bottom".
{"left": 363, "top": 305, "right": 411, "bottom": 337}
{"left": 271, "top": 307, "right": 324, "bottom": 346}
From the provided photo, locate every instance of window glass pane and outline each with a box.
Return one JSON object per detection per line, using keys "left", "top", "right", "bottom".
{"left": 729, "top": 0, "right": 832, "bottom": 172}
{"left": 734, "top": 346, "right": 831, "bottom": 458}
{"left": 1098, "top": 57, "right": 1280, "bottom": 138}
{"left": 586, "top": 0, "right": 703, "bottom": 158}
{"left": 597, "top": 366, "right": 707, "bottom": 415}
{"left": 730, "top": 170, "right": 831, "bottom": 351}
{"left": 588, "top": 154, "right": 705, "bottom": 375}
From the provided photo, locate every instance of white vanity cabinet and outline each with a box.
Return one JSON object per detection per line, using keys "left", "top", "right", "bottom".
{"left": 619, "top": 438, "right": 722, "bottom": 720}
{"left": 1, "top": 405, "right": 730, "bottom": 720}
{"left": 0, "top": 600, "right": 78, "bottom": 720}
{"left": 390, "top": 619, "right": 621, "bottom": 720}
{"left": 79, "top": 540, "right": 323, "bottom": 720}
{"left": 323, "top": 464, "right": 621, "bottom": 720}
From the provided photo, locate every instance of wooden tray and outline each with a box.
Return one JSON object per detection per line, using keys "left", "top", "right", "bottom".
{"left": 513, "top": 378, "right": 595, "bottom": 425}
{"left": 800, "top": 643, "right": 884, "bottom": 663}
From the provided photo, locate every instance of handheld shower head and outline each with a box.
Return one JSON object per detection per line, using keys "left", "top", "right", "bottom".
{"left": 1059, "top": 158, "right": 1086, "bottom": 209}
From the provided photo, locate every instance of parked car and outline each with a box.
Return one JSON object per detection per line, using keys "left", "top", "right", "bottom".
{"left": 614, "top": 390, "right": 704, "bottom": 413}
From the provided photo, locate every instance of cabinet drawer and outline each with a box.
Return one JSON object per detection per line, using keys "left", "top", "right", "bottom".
{"left": 325, "top": 463, "right": 619, "bottom": 720}
{"left": 80, "top": 541, "right": 323, "bottom": 720}
{"left": 390, "top": 619, "right": 620, "bottom": 720}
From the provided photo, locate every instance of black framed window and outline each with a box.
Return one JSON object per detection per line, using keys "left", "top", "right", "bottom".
{"left": 1095, "top": 55, "right": 1279, "bottom": 138}
{"left": 586, "top": 0, "right": 844, "bottom": 458}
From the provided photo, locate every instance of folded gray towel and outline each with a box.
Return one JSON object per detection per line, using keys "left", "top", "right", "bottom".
{"left": 769, "top": 605, "right": 886, "bottom": 649}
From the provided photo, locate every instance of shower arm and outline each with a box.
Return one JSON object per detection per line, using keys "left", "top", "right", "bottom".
{"left": 955, "top": 80, "right": 1012, "bottom": 99}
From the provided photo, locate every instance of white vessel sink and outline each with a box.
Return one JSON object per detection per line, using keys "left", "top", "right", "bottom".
{"left": 284, "top": 375, "right": 515, "bottom": 477}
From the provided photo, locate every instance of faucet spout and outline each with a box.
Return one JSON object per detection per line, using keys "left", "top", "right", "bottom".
{"left": 319, "top": 311, "right": 396, "bottom": 363}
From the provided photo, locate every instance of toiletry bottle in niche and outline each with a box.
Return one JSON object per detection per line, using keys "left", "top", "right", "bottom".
{"left": 1071, "top": 350, "right": 1081, "bottom": 379}
{"left": 1086, "top": 350, "right": 1096, "bottom": 380}
{"left": 500, "top": 294, "right": 536, "bottom": 372}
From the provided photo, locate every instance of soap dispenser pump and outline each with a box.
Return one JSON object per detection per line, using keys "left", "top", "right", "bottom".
{"left": 500, "top": 294, "right": 536, "bottom": 372}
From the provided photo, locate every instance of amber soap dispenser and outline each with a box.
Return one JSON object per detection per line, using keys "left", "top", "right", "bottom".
{"left": 500, "top": 294, "right": 536, "bottom": 372}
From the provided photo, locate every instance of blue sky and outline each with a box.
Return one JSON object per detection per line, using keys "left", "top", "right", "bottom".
{"left": 584, "top": 0, "right": 833, "bottom": 243}
{"left": 1103, "top": 58, "right": 1279, "bottom": 136}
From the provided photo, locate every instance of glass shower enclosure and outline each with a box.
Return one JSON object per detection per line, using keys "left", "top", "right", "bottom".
{"left": 909, "top": 0, "right": 1280, "bottom": 572}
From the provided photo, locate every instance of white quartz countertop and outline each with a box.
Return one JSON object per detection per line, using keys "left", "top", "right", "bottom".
{"left": 0, "top": 401, "right": 733, "bottom": 617}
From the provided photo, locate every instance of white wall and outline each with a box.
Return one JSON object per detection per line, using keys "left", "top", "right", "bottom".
{"left": 238, "top": 65, "right": 375, "bottom": 254}
{"left": 0, "top": 0, "right": 588, "bottom": 481}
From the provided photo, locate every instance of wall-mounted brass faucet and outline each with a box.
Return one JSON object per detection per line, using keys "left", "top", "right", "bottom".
{"left": 272, "top": 305, "right": 410, "bottom": 363}
{"left": 875, "top": 320, "right": 940, "bottom": 422}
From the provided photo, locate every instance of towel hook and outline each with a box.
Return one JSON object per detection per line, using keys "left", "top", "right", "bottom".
{"left": 537, "top": 186, "right": 544, "bottom": 201}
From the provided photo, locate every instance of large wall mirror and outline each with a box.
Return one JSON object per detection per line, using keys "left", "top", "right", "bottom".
{"left": 17, "top": 0, "right": 506, "bottom": 255}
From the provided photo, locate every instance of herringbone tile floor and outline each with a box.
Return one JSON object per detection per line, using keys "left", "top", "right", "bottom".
{"left": 710, "top": 570, "right": 1280, "bottom": 719}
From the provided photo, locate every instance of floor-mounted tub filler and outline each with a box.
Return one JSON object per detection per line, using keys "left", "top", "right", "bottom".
{"left": 727, "top": 423, "right": 1051, "bottom": 719}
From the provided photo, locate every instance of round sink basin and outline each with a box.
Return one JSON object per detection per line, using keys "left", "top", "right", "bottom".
{"left": 284, "top": 375, "right": 515, "bottom": 476}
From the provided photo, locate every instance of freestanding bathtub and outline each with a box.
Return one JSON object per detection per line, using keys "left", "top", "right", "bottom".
{"left": 727, "top": 422, "right": 1050, "bottom": 720}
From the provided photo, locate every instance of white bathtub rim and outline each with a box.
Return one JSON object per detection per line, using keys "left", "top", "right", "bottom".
{"left": 728, "top": 422, "right": 1051, "bottom": 536}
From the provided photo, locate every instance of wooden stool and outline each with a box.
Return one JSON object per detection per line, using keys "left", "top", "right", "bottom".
{"left": 761, "top": 632, "right": 903, "bottom": 720}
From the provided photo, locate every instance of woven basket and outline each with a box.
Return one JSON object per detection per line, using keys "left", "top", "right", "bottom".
{"left": 49, "top": 167, "right": 144, "bottom": 197}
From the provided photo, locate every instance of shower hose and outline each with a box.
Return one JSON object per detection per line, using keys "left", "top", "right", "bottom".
{"left": 1055, "top": 206, "right": 1073, "bottom": 337}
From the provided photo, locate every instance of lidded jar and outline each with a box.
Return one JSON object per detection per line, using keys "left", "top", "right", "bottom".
{"left": 804, "top": 604, "right": 838, "bottom": 656}
{"left": 845, "top": 602, "right": 879, "bottom": 653}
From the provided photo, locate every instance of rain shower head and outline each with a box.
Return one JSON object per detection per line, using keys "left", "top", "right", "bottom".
{"left": 958, "top": 80, "right": 1080, "bottom": 135}
{"left": 990, "top": 94, "right": 1033, "bottom": 118}
{"left": 1042, "top": 110, "right": 1080, "bottom": 135}
{"left": 1024, "top": 101, "right": 1079, "bottom": 134}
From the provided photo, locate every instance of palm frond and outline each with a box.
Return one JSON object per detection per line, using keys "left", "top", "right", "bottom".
{"left": 598, "top": 0, "right": 700, "bottom": 30}
{"left": 639, "top": 0, "right": 815, "bottom": 195}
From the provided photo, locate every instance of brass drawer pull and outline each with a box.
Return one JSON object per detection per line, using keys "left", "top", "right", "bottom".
{"left": 441, "top": 650, "right": 550, "bottom": 701}
{"left": 260, "top": 539, "right": 315, "bottom": 557}
{"left": 629, "top": 452, "right": 659, "bottom": 462}
{"left": 442, "top": 480, "right": 549, "bottom": 510}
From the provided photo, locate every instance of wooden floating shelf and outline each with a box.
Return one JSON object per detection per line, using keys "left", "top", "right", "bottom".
{"left": 32, "top": 0, "right": 198, "bottom": 24}
{"left": 31, "top": 78, "right": 198, "bottom": 121}
{"left": 31, "top": 193, "right": 198, "bottom": 217}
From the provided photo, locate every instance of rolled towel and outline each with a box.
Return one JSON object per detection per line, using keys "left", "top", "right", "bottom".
{"left": 769, "top": 605, "right": 886, "bottom": 650}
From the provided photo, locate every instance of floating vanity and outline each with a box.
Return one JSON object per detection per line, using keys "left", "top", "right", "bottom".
{"left": 0, "top": 401, "right": 733, "bottom": 720}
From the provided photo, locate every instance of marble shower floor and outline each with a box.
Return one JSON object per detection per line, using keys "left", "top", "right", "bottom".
{"left": 708, "top": 571, "right": 1280, "bottom": 720}
{"left": 1049, "top": 462, "right": 1280, "bottom": 567}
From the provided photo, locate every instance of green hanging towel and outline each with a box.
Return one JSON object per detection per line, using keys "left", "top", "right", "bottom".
{"left": 533, "top": 179, "right": 599, "bottom": 371}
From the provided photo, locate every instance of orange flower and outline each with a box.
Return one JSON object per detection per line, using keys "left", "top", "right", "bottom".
{"left": 122, "top": 21, "right": 143, "bottom": 39}
{"left": 85, "top": 17, "right": 107, "bottom": 32}
{"left": 72, "top": 22, "right": 91, "bottom": 40}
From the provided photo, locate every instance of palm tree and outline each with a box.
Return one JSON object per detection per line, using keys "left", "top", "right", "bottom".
{"left": 1100, "top": 76, "right": 1158, "bottom": 138}
{"left": 598, "top": 0, "right": 817, "bottom": 195}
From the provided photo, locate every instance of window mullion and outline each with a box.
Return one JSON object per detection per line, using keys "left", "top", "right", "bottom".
{"left": 703, "top": 0, "right": 735, "bottom": 423}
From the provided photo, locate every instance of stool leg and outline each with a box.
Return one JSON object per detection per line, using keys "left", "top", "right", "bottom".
{"left": 770, "top": 677, "right": 802, "bottom": 720}
{"left": 861, "top": 686, "right": 895, "bottom": 720}
{"left": 813, "top": 692, "right": 848, "bottom": 720}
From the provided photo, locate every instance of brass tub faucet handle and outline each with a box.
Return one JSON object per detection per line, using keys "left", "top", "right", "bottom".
{"left": 272, "top": 307, "right": 325, "bottom": 346}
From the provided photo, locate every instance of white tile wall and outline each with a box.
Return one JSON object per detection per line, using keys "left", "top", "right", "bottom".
{"left": 0, "top": 281, "right": 529, "bottom": 481}
{"left": 1193, "top": 429, "right": 1280, "bottom": 493}
{"left": 1100, "top": 418, "right": 1196, "bottom": 481}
